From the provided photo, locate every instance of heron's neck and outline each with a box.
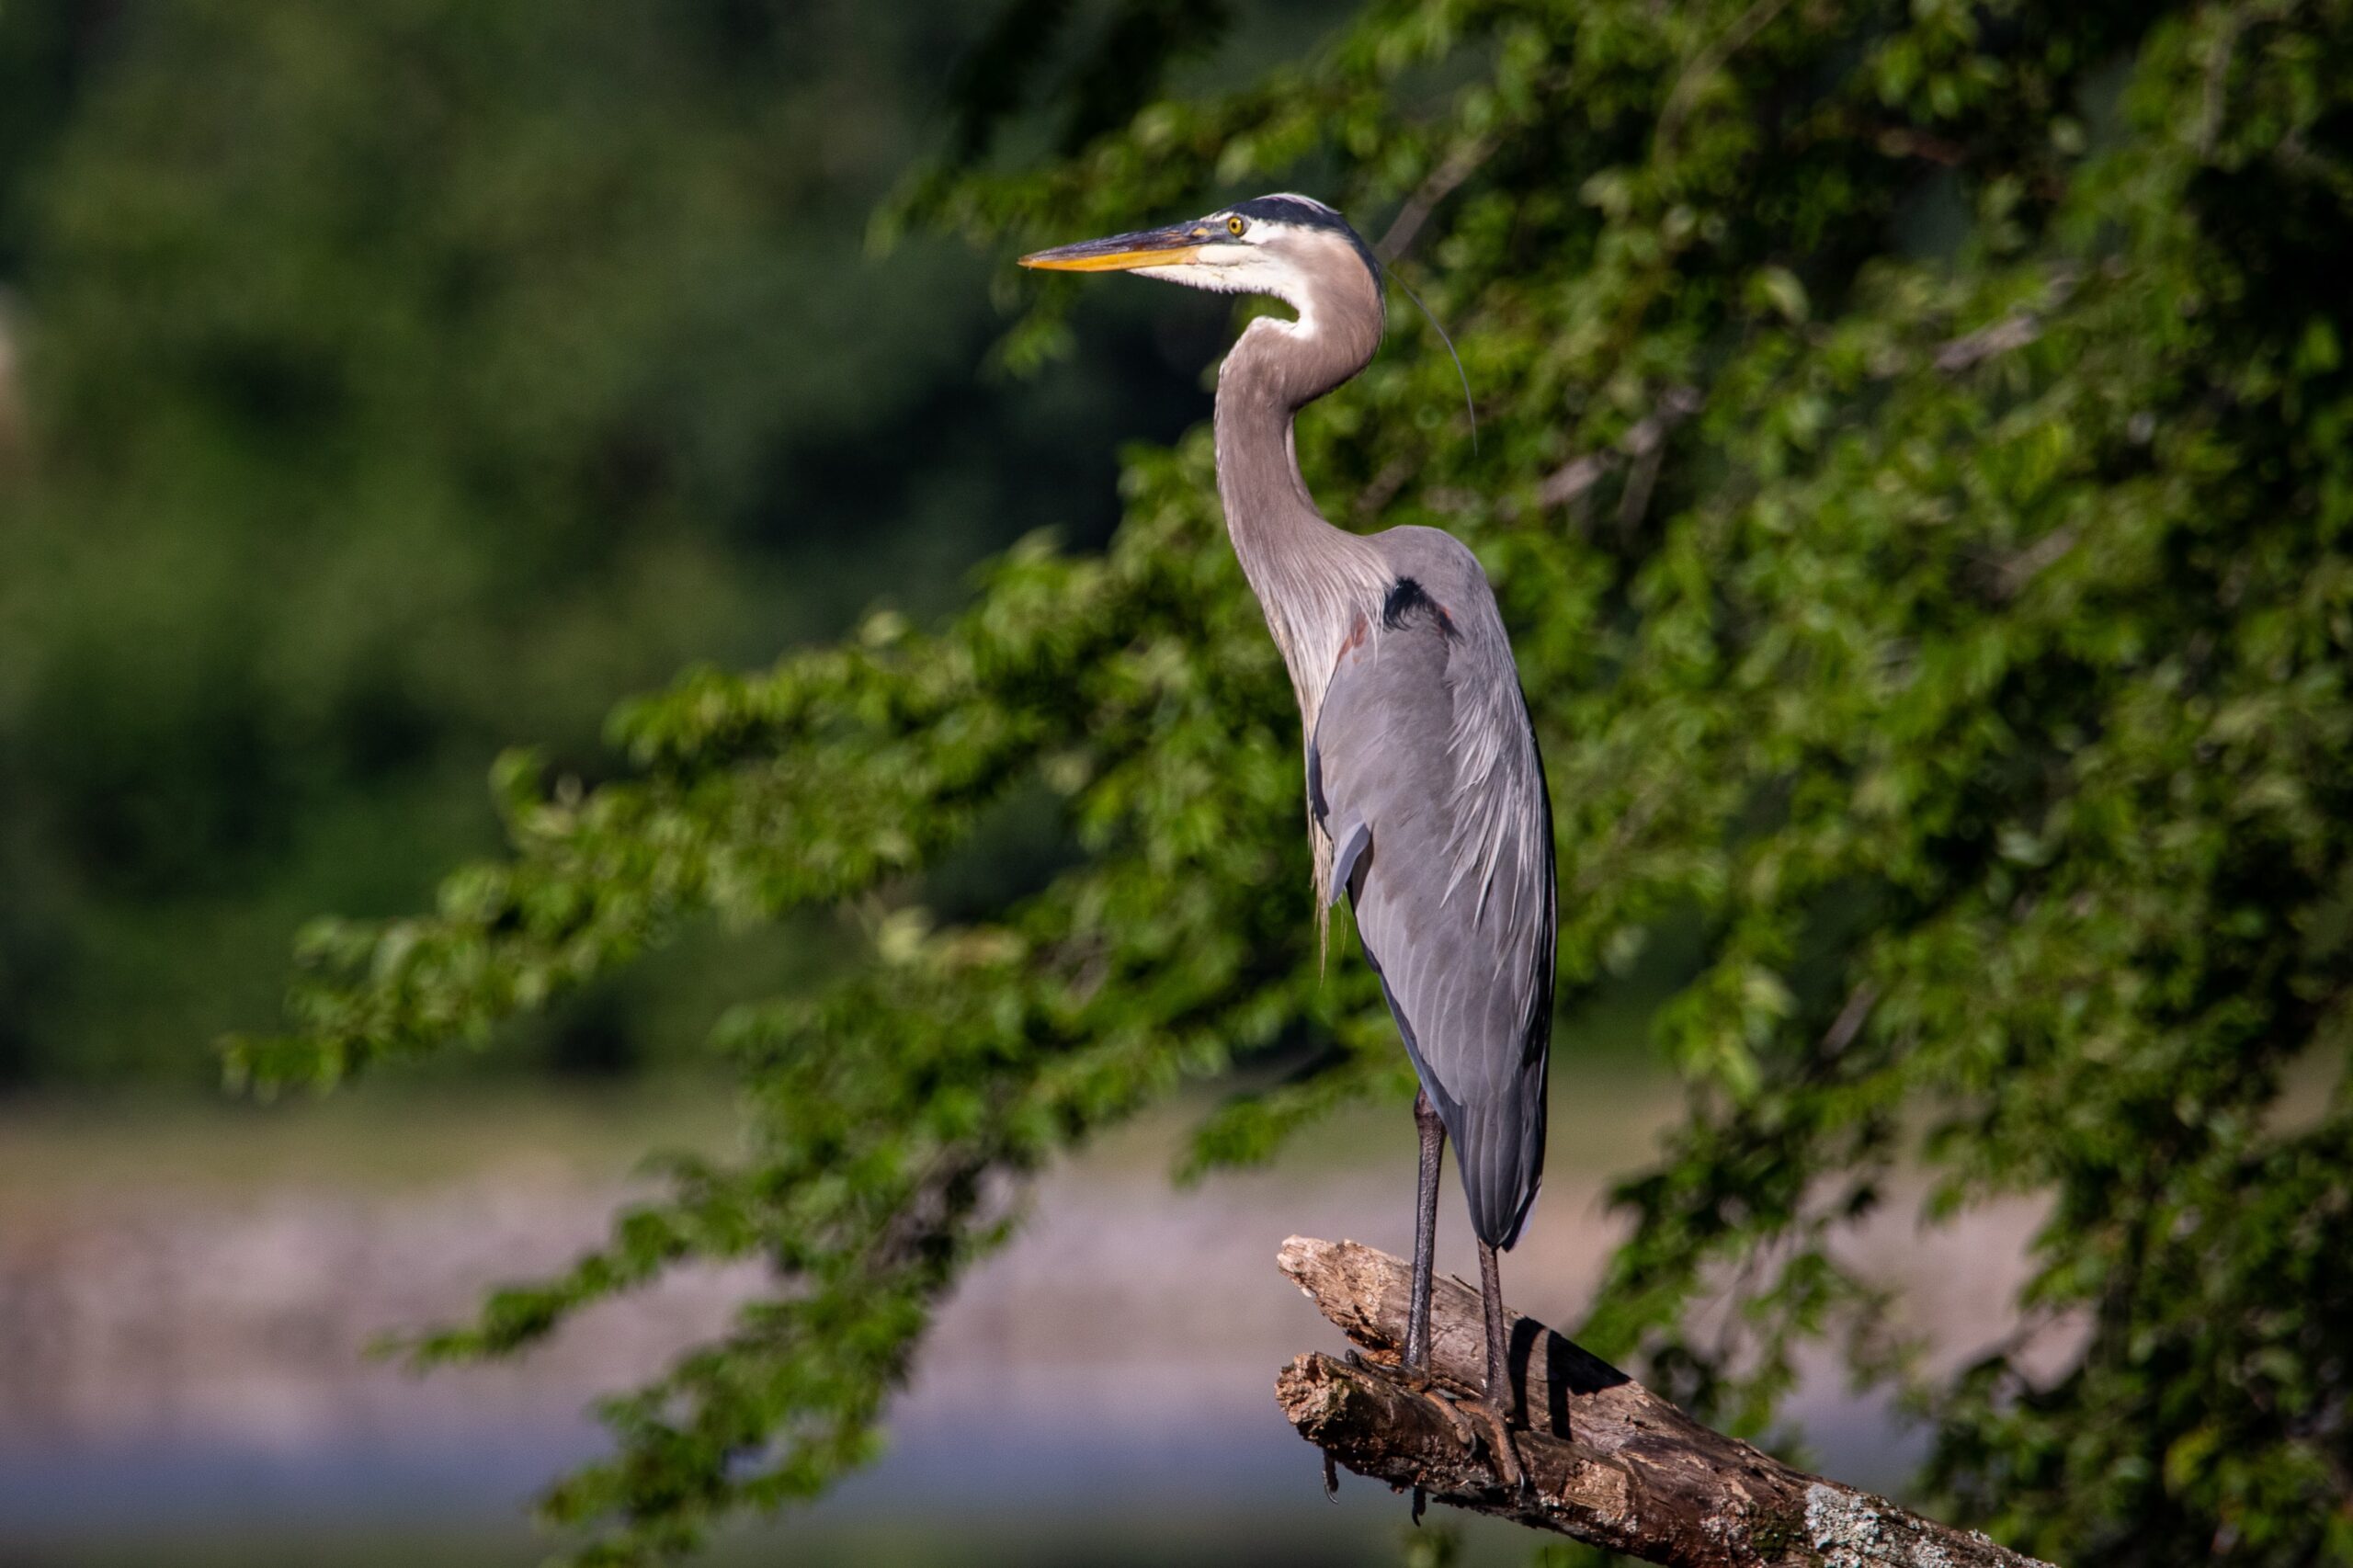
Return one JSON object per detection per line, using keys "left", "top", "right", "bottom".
{"left": 1214, "top": 312, "right": 1388, "bottom": 729}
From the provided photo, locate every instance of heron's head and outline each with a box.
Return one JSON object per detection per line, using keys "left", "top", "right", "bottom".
{"left": 1019, "top": 193, "right": 1381, "bottom": 324}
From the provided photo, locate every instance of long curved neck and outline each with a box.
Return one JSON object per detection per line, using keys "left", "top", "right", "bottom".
{"left": 1214, "top": 295, "right": 1389, "bottom": 729}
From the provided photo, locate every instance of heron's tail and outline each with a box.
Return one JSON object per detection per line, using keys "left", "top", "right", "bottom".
{"left": 1453, "top": 1083, "right": 1547, "bottom": 1249}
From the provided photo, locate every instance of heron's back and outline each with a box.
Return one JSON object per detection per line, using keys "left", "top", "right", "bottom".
{"left": 1310, "top": 528, "right": 1555, "bottom": 1247}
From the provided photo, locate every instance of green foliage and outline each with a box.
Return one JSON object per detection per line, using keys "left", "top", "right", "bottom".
{"left": 236, "top": 0, "right": 2353, "bottom": 1562}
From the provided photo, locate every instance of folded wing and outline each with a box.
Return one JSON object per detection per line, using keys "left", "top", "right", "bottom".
{"left": 1311, "top": 537, "right": 1555, "bottom": 1248}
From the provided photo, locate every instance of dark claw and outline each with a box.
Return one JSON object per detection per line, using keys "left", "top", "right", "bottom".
{"left": 1323, "top": 1449, "right": 1339, "bottom": 1501}
{"left": 1412, "top": 1484, "right": 1427, "bottom": 1525}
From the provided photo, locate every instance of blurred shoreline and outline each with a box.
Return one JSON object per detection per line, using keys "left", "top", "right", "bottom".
{"left": 0, "top": 1075, "right": 2048, "bottom": 1563}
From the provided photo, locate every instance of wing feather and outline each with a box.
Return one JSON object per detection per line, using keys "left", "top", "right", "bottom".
{"left": 1311, "top": 538, "right": 1555, "bottom": 1248}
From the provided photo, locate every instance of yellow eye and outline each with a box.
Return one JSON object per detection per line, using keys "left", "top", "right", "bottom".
{"left": 1227, "top": 215, "right": 1247, "bottom": 237}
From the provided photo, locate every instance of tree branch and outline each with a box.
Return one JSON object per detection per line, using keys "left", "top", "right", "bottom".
{"left": 1533, "top": 275, "right": 2076, "bottom": 521}
{"left": 1538, "top": 386, "right": 1702, "bottom": 512}
{"left": 1931, "top": 312, "right": 2044, "bottom": 374}
{"left": 1274, "top": 1236, "right": 2054, "bottom": 1568}
{"left": 1378, "top": 137, "right": 1496, "bottom": 262}
{"left": 1655, "top": 0, "right": 1798, "bottom": 149}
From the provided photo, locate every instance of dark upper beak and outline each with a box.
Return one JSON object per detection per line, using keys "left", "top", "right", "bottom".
{"left": 1018, "top": 222, "right": 1206, "bottom": 272}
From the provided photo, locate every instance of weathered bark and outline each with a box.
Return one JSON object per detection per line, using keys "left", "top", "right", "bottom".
{"left": 1275, "top": 1236, "right": 2055, "bottom": 1568}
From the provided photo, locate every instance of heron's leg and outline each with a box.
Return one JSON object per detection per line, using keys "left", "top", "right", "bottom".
{"left": 1403, "top": 1090, "right": 1450, "bottom": 1526}
{"left": 1405, "top": 1088, "right": 1446, "bottom": 1376}
{"left": 1475, "top": 1237, "right": 1529, "bottom": 1494}
{"left": 1476, "top": 1238, "right": 1516, "bottom": 1421}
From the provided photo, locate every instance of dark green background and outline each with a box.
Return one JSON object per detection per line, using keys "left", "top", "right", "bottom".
{"left": 0, "top": 0, "right": 1336, "bottom": 1085}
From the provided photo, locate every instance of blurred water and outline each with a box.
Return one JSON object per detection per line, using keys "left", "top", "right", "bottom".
{"left": 0, "top": 1082, "right": 2040, "bottom": 1566}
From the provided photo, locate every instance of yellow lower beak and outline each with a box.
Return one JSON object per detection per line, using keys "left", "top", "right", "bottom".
{"left": 1019, "top": 223, "right": 1204, "bottom": 272}
{"left": 1019, "top": 244, "right": 1201, "bottom": 272}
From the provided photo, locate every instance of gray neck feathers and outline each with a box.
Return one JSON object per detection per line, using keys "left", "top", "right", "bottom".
{"left": 1211, "top": 260, "right": 1389, "bottom": 740}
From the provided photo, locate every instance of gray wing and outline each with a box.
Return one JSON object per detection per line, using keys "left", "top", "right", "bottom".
{"left": 1311, "top": 534, "right": 1555, "bottom": 1249}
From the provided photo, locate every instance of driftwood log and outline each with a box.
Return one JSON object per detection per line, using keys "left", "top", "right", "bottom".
{"left": 1275, "top": 1236, "right": 2055, "bottom": 1568}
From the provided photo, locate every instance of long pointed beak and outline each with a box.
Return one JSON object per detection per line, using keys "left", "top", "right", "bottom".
{"left": 1018, "top": 222, "right": 1203, "bottom": 272}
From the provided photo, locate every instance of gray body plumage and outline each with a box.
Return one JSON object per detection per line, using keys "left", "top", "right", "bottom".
{"left": 1024, "top": 192, "right": 1556, "bottom": 1256}
{"left": 1311, "top": 528, "right": 1554, "bottom": 1247}
{"left": 1203, "top": 197, "right": 1554, "bottom": 1250}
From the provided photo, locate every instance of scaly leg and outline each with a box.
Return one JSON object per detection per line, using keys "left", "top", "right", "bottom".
{"left": 1476, "top": 1237, "right": 1529, "bottom": 1494}
{"left": 1405, "top": 1088, "right": 1446, "bottom": 1376}
{"left": 1405, "top": 1088, "right": 1448, "bottom": 1525}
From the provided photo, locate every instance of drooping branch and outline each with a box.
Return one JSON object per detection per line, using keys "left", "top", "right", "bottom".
{"left": 1538, "top": 387, "right": 1703, "bottom": 511}
{"left": 1531, "top": 276, "right": 2079, "bottom": 521}
{"left": 1274, "top": 1237, "right": 2054, "bottom": 1568}
{"left": 1378, "top": 137, "right": 1496, "bottom": 261}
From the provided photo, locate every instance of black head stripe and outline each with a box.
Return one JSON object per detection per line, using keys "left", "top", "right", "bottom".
{"left": 1226, "top": 193, "right": 1381, "bottom": 291}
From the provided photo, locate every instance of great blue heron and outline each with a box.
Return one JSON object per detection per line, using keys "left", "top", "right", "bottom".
{"left": 1023, "top": 194, "right": 1556, "bottom": 1475}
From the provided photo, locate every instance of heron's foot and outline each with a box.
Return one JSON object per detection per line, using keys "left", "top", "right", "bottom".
{"left": 1424, "top": 1385, "right": 1483, "bottom": 1449}
{"left": 1402, "top": 1373, "right": 1455, "bottom": 1528}
{"left": 1468, "top": 1397, "right": 1529, "bottom": 1499}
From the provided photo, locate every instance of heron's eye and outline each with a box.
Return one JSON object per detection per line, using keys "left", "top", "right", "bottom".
{"left": 1227, "top": 215, "right": 1247, "bottom": 237}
